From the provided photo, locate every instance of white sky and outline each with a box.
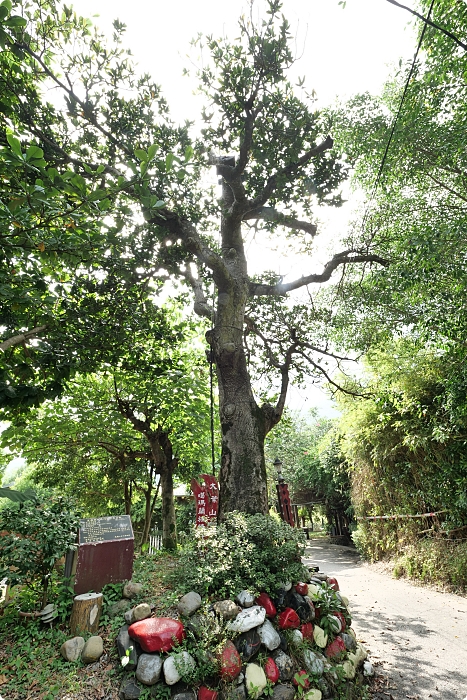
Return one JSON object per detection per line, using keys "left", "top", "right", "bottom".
{"left": 68, "top": 0, "right": 416, "bottom": 416}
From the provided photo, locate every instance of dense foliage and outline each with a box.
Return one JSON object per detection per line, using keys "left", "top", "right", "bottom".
{"left": 172, "top": 512, "right": 307, "bottom": 597}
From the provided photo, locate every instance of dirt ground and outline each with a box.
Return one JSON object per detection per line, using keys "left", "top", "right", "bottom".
{"left": 303, "top": 539, "right": 467, "bottom": 700}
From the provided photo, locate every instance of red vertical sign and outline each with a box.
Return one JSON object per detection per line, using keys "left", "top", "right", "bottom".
{"left": 277, "top": 482, "right": 295, "bottom": 527}
{"left": 190, "top": 474, "right": 219, "bottom": 526}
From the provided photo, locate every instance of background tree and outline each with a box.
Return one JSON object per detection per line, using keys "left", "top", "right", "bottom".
{"left": 0, "top": 0, "right": 386, "bottom": 518}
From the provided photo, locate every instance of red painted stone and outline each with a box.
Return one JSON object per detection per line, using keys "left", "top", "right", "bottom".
{"left": 128, "top": 617, "right": 185, "bottom": 653}
{"left": 325, "top": 636, "right": 346, "bottom": 659}
{"left": 301, "top": 622, "right": 314, "bottom": 640}
{"left": 219, "top": 641, "right": 242, "bottom": 680}
{"left": 278, "top": 607, "right": 300, "bottom": 630}
{"left": 334, "top": 612, "right": 346, "bottom": 632}
{"left": 264, "top": 657, "right": 280, "bottom": 684}
{"left": 295, "top": 582, "right": 308, "bottom": 596}
{"left": 199, "top": 687, "right": 218, "bottom": 700}
{"left": 327, "top": 577, "right": 340, "bottom": 591}
{"left": 255, "top": 592, "right": 277, "bottom": 618}
{"left": 293, "top": 671, "right": 310, "bottom": 689}
{"left": 314, "top": 606, "right": 321, "bottom": 621}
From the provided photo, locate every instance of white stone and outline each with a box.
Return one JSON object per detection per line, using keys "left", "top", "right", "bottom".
{"left": 279, "top": 582, "right": 292, "bottom": 592}
{"left": 303, "top": 649, "right": 325, "bottom": 676}
{"left": 313, "top": 625, "right": 328, "bottom": 648}
{"left": 245, "top": 663, "right": 267, "bottom": 699}
{"left": 303, "top": 691, "right": 322, "bottom": 700}
{"left": 163, "top": 652, "right": 196, "bottom": 685}
{"left": 363, "top": 661, "right": 374, "bottom": 677}
{"left": 227, "top": 605, "right": 266, "bottom": 633}
{"left": 328, "top": 615, "right": 342, "bottom": 633}
{"left": 258, "top": 619, "right": 281, "bottom": 651}
{"left": 290, "top": 629, "right": 303, "bottom": 645}
{"left": 236, "top": 590, "right": 255, "bottom": 608}
{"left": 342, "top": 660, "right": 356, "bottom": 679}
{"left": 136, "top": 654, "right": 163, "bottom": 685}
{"left": 307, "top": 584, "right": 320, "bottom": 600}
{"left": 341, "top": 595, "right": 349, "bottom": 607}
{"left": 177, "top": 591, "right": 202, "bottom": 616}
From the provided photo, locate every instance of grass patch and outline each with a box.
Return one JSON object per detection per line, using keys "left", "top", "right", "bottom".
{"left": 391, "top": 539, "right": 467, "bottom": 592}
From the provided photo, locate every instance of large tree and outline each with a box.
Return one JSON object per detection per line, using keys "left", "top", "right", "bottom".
{"left": 0, "top": 0, "right": 385, "bottom": 517}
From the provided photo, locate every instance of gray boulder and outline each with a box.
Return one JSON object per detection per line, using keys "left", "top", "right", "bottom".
{"left": 271, "top": 650, "right": 294, "bottom": 681}
{"left": 177, "top": 591, "right": 202, "bottom": 617}
{"left": 136, "top": 653, "right": 163, "bottom": 685}
{"left": 272, "top": 685, "right": 296, "bottom": 700}
{"left": 123, "top": 581, "right": 144, "bottom": 599}
{"left": 81, "top": 636, "right": 104, "bottom": 664}
{"left": 119, "top": 679, "right": 141, "bottom": 700}
{"left": 116, "top": 625, "right": 138, "bottom": 670}
{"left": 60, "top": 636, "right": 85, "bottom": 662}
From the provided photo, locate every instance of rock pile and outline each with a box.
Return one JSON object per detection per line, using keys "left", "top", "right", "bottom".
{"left": 113, "top": 569, "right": 371, "bottom": 700}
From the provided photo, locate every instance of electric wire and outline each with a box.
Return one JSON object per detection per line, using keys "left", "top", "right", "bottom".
{"left": 361, "top": 0, "right": 435, "bottom": 233}
{"left": 385, "top": 0, "right": 467, "bottom": 52}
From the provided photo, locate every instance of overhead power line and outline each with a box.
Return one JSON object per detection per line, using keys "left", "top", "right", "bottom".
{"left": 385, "top": 0, "right": 467, "bottom": 52}
{"left": 362, "top": 0, "right": 435, "bottom": 229}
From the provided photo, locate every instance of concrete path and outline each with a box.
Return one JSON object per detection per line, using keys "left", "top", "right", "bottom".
{"left": 302, "top": 540, "right": 467, "bottom": 700}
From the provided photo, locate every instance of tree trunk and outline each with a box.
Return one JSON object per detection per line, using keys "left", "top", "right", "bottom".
{"left": 213, "top": 169, "right": 271, "bottom": 519}
{"left": 141, "top": 484, "right": 153, "bottom": 548}
{"left": 124, "top": 480, "right": 131, "bottom": 515}
{"left": 160, "top": 462, "right": 177, "bottom": 550}
{"left": 70, "top": 592, "right": 103, "bottom": 635}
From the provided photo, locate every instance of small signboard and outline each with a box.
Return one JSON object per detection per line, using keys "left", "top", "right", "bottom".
{"left": 277, "top": 482, "right": 295, "bottom": 527}
{"left": 190, "top": 474, "right": 219, "bottom": 526}
{"left": 74, "top": 515, "right": 134, "bottom": 595}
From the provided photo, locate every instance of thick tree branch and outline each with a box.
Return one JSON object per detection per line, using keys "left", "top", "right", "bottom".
{"left": 249, "top": 135, "right": 334, "bottom": 210}
{"left": 249, "top": 251, "right": 389, "bottom": 296}
{"left": 179, "top": 266, "right": 215, "bottom": 321}
{"left": 243, "top": 206, "right": 318, "bottom": 236}
{"left": 0, "top": 325, "right": 47, "bottom": 352}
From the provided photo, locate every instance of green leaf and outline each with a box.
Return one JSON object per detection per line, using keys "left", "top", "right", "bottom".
{"left": 165, "top": 153, "right": 175, "bottom": 171}
{"left": 0, "top": 5, "right": 9, "bottom": 20}
{"left": 147, "top": 144, "right": 157, "bottom": 161}
{"left": 0, "top": 487, "right": 34, "bottom": 502}
{"left": 0, "top": 0, "right": 12, "bottom": 12}
{"left": 6, "top": 131, "right": 22, "bottom": 158}
{"left": 134, "top": 149, "right": 147, "bottom": 162}
{"left": 5, "top": 14, "right": 27, "bottom": 27}
{"left": 25, "top": 145, "right": 44, "bottom": 161}
{"left": 184, "top": 145, "right": 194, "bottom": 162}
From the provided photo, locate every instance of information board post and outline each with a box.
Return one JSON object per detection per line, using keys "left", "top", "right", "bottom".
{"left": 74, "top": 515, "right": 134, "bottom": 595}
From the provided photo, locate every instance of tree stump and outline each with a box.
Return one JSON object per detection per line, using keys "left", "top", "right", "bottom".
{"left": 70, "top": 592, "right": 103, "bottom": 635}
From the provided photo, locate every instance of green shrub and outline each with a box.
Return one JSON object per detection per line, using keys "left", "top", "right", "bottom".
{"left": 0, "top": 495, "right": 79, "bottom": 608}
{"left": 171, "top": 511, "right": 307, "bottom": 598}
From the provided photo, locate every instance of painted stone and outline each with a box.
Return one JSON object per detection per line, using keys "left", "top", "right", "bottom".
{"left": 303, "top": 649, "right": 325, "bottom": 676}
{"left": 334, "top": 612, "right": 346, "bottom": 632}
{"left": 304, "top": 597, "right": 316, "bottom": 620}
{"left": 234, "top": 628, "right": 261, "bottom": 661}
{"left": 313, "top": 625, "right": 328, "bottom": 649}
{"left": 164, "top": 652, "right": 196, "bottom": 685}
{"left": 116, "top": 625, "right": 138, "bottom": 670}
{"left": 214, "top": 600, "right": 241, "bottom": 620}
{"left": 227, "top": 605, "right": 266, "bottom": 633}
{"left": 133, "top": 603, "right": 151, "bottom": 622}
{"left": 301, "top": 622, "right": 314, "bottom": 640}
{"left": 293, "top": 670, "right": 310, "bottom": 690}
{"left": 339, "top": 632, "right": 356, "bottom": 652}
{"left": 264, "top": 657, "right": 279, "bottom": 684}
{"left": 290, "top": 629, "right": 303, "bottom": 645}
{"left": 295, "top": 583, "right": 308, "bottom": 596}
{"left": 236, "top": 590, "right": 255, "bottom": 608}
{"left": 363, "top": 661, "right": 374, "bottom": 677}
{"left": 278, "top": 608, "right": 300, "bottom": 630}
{"left": 326, "top": 615, "right": 341, "bottom": 634}
{"left": 136, "top": 653, "right": 163, "bottom": 685}
{"left": 274, "top": 588, "right": 288, "bottom": 610}
{"left": 272, "top": 685, "right": 296, "bottom": 700}
{"left": 174, "top": 693, "right": 196, "bottom": 700}
{"left": 271, "top": 651, "right": 294, "bottom": 681}
{"left": 325, "top": 636, "right": 346, "bottom": 659}
{"left": 342, "top": 659, "right": 356, "bottom": 679}
{"left": 303, "top": 691, "right": 322, "bottom": 700}
{"left": 258, "top": 619, "right": 281, "bottom": 651}
{"left": 199, "top": 687, "right": 218, "bottom": 700}
{"left": 128, "top": 617, "right": 185, "bottom": 653}
{"left": 219, "top": 641, "right": 242, "bottom": 680}
{"left": 245, "top": 663, "right": 267, "bottom": 699}
{"left": 278, "top": 631, "right": 288, "bottom": 652}
{"left": 177, "top": 592, "right": 202, "bottom": 617}
{"left": 60, "top": 636, "right": 85, "bottom": 662}
{"left": 255, "top": 592, "right": 277, "bottom": 618}
{"left": 326, "top": 577, "right": 339, "bottom": 592}
{"left": 285, "top": 592, "right": 312, "bottom": 622}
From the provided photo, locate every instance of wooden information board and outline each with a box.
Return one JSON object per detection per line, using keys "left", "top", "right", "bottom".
{"left": 74, "top": 515, "right": 134, "bottom": 595}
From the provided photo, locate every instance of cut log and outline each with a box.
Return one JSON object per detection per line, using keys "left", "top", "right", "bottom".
{"left": 70, "top": 592, "right": 103, "bottom": 635}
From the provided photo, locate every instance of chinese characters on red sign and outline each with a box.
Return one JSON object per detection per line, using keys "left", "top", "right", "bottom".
{"left": 277, "top": 482, "right": 295, "bottom": 527}
{"left": 190, "top": 474, "right": 219, "bottom": 526}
